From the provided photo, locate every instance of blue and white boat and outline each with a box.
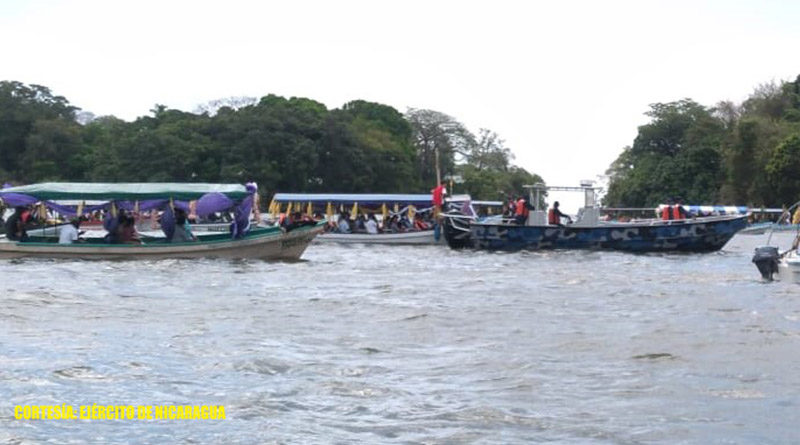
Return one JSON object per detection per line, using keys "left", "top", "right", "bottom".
{"left": 443, "top": 182, "right": 748, "bottom": 252}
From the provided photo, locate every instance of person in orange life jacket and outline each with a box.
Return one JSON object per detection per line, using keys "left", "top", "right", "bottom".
{"left": 548, "top": 201, "right": 572, "bottom": 226}
{"left": 660, "top": 204, "right": 672, "bottom": 221}
{"left": 672, "top": 201, "right": 687, "bottom": 220}
{"left": 514, "top": 195, "right": 535, "bottom": 225}
{"left": 660, "top": 200, "right": 687, "bottom": 221}
{"left": 506, "top": 195, "right": 517, "bottom": 217}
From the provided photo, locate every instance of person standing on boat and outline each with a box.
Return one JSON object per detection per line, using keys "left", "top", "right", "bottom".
{"left": 432, "top": 181, "right": 447, "bottom": 216}
{"left": 514, "top": 195, "right": 533, "bottom": 225}
{"left": 548, "top": 201, "right": 572, "bottom": 226}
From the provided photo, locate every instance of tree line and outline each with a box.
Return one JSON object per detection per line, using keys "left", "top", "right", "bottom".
{"left": 0, "top": 80, "right": 542, "bottom": 202}
{"left": 604, "top": 75, "right": 800, "bottom": 208}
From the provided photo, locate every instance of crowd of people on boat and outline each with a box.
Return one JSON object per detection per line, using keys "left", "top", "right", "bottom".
{"left": 1, "top": 204, "right": 206, "bottom": 245}
{"left": 324, "top": 211, "right": 434, "bottom": 234}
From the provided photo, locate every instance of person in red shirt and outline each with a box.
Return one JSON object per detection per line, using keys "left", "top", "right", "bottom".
{"left": 431, "top": 181, "right": 447, "bottom": 215}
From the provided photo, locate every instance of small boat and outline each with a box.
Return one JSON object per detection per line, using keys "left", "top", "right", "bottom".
{"left": 752, "top": 201, "right": 800, "bottom": 282}
{"left": 0, "top": 182, "right": 323, "bottom": 260}
{"left": 443, "top": 182, "right": 748, "bottom": 252}
{"left": 740, "top": 222, "right": 800, "bottom": 235}
{"left": 270, "top": 193, "right": 448, "bottom": 245}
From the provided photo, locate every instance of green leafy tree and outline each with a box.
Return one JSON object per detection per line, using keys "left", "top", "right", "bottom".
{"left": 765, "top": 134, "right": 800, "bottom": 206}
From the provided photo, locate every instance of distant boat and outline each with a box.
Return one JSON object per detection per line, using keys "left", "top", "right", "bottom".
{"left": 269, "top": 193, "right": 501, "bottom": 245}
{"left": 443, "top": 182, "right": 747, "bottom": 252}
{"left": 0, "top": 182, "right": 323, "bottom": 260}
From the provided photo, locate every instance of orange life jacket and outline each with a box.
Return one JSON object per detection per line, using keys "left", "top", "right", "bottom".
{"left": 515, "top": 199, "right": 528, "bottom": 217}
{"left": 548, "top": 208, "right": 558, "bottom": 224}
{"left": 661, "top": 206, "right": 671, "bottom": 221}
{"left": 671, "top": 205, "right": 683, "bottom": 220}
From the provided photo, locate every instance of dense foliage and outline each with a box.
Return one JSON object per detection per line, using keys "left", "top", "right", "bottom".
{"left": 604, "top": 76, "right": 800, "bottom": 207}
{"left": 0, "top": 81, "right": 540, "bottom": 201}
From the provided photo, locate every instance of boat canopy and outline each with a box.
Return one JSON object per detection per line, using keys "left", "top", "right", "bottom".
{"left": 656, "top": 204, "right": 749, "bottom": 215}
{"left": 0, "top": 182, "right": 249, "bottom": 201}
{"left": 272, "top": 193, "right": 433, "bottom": 207}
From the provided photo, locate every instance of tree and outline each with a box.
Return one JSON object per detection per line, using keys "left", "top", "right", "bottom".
{"left": 406, "top": 108, "right": 474, "bottom": 186}
{"left": 765, "top": 134, "right": 800, "bottom": 206}
{"left": 605, "top": 100, "right": 726, "bottom": 207}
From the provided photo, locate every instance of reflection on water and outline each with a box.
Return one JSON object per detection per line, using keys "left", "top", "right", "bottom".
{"left": 1, "top": 233, "right": 799, "bottom": 443}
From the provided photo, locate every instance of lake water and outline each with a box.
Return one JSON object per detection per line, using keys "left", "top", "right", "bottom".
{"left": 1, "top": 233, "right": 799, "bottom": 443}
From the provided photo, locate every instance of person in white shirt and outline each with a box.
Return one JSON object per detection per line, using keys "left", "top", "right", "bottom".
{"left": 58, "top": 219, "right": 84, "bottom": 244}
{"left": 365, "top": 214, "right": 379, "bottom": 234}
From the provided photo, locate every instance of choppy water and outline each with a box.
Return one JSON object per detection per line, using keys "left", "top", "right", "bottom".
{"left": 1, "top": 233, "right": 799, "bottom": 444}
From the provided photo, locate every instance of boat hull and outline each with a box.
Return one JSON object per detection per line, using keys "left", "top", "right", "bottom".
{"left": 0, "top": 225, "right": 324, "bottom": 261}
{"left": 465, "top": 215, "right": 748, "bottom": 252}
{"left": 777, "top": 251, "right": 800, "bottom": 283}
{"left": 316, "top": 230, "right": 437, "bottom": 245}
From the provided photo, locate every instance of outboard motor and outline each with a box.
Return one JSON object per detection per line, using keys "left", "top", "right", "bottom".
{"left": 752, "top": 246, "right": 780, "bottom": 281}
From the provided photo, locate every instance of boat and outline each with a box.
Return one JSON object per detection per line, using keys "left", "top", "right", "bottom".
{"left": 740, "top": 222, "right": 800, "bottom": 235}
{"left": 0, "top": 182, "right": 323, "bottom": 260}
{"left": 752, "top": 201, "right": 800, "bottom": 283}
{"left": 270, "top": 193, "right": 448, "bottom": 245}
{"left": 442, "top": 182, "right": 748, "bottom": 252}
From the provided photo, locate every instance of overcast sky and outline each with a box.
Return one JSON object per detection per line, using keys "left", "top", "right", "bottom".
{"left": 2, "top": 0, "right": 798, "bottom": 209}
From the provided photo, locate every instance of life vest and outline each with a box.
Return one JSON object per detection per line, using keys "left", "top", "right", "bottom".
{"left": 671, "top": 205, "right": 684, "bottom": 220}
{"left": 661, "top": 206, "right": 671, "bottom": 221}
{"left": 515, "top": 199, "right": 528, "bottom": 217}
{"left": 548, "top": 208, "right": 558, "bottom": 224}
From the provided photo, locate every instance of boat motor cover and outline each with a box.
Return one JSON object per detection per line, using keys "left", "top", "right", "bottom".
{"left": 752, "top": 245, "right": 780, "bottom": 280}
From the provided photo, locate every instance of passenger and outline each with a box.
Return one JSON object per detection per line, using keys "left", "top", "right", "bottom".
{"left": 337, "top": 212, "right": 351, "bottom": 234}
{"left": 413, "top": 213, "right": 429, "bottom": 231}
{"left": 117, "top": 213, "right": 142, "bottom": 244}
{"left": 671, "top": 201, "right": 687, "bottom": 220}
{"left": 386, "top": 215, "right": 402, "bottom": 233}
{"left": 365, "top": 214, "right": 379, "bottom": 234}
{"left": 354, "top": 214, "right": 367, "bottom": 233}
{"left": 59, "top": 218, "right": 85, "bottom": 244}
{"left": 4, "top": 206, "right": 31, "bottom": 241}
{"left": 515, "top": 195, "right": 533, "bottom": 225}
{"left": 547, "top": 201, "right": 572, "bottom": 226}
{"left": 171, "top": 209, "right": 197, "bottom": 242}
{"left": 660, "top": 204, "right": 672, "bottom": 220}
{"left": 399, "top": 214, "right": 413, "bottom": 230}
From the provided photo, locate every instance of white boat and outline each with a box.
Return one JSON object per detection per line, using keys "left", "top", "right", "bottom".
{"left": 752, "top": 200, "right": 800, "bottom": 282}
{"left": 316, "top": 230, "right": 436, "bottom": 245}
{"left": 777, "top": 250, "right": 800, "bottom": 283}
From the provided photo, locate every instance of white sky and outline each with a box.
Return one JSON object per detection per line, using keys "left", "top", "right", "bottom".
{"left": 2, "top": 0, "right": 799, "bottom": 211}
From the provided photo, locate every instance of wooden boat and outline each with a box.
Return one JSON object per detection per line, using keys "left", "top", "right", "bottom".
{"left": 443, "top": 182, "right": 748, "bottom": 252}
{"left": 0, "top": 182, "right": 323, "bottom": 260}
{"left": 0, "top": 225, "right": 322, "bottom": 260}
